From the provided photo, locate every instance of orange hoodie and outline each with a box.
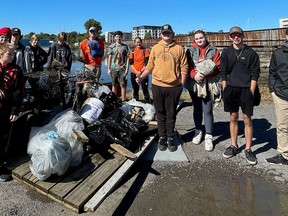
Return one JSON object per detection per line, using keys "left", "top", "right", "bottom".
{"left": 145, "top": 40, "right": 188, "bottom": 87}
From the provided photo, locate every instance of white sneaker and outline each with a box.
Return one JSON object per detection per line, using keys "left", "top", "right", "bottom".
{"left": 192, "top": 129, "right": 202, "bottom": 145}
{"left": 205, "top": 134, "right": 213, "bottom": 151}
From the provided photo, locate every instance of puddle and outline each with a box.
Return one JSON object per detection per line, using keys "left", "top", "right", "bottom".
{"left": 122, "top": 161, "right": 288, "bottom": 216}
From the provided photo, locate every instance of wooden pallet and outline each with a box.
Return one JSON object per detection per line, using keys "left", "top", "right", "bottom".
{"left": 12, "top": 133, "right": 157, "bottom": 213}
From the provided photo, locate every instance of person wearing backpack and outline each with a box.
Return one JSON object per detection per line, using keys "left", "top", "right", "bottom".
{"left": 80, "top": 27, "right": 105, "bottom": 82}
{"left": 129, "top": 37, "right": 151, "bottom": 103}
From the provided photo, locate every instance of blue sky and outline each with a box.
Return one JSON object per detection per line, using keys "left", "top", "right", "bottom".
{"left": 2, "top": 0, "right": 287, "bottom": 36}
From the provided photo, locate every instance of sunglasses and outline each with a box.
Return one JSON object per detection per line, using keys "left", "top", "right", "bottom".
{"left": 230, "top": 33, "right": 243, "bottom": 38}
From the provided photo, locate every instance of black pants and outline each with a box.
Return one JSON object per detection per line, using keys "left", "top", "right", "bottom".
{"left": 0, "top": 111, "right": 11, "bottom": 164}
{"left": 131, "top": 73, "right": 150, "bottom": 102}
{"left": 152, "top": 84, "right": 182, "bottom": 138}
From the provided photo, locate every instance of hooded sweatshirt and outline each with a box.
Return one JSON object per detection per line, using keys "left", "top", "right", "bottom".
{"left": 145, "top": 40, "right": 188, "bottom": 87}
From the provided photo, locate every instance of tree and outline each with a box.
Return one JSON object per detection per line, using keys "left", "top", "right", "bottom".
{"left": 144, "top": 33, "right": 152, "bottom": 40}
{"left": 84, "top": 18, "right": 102, "bottom": 35}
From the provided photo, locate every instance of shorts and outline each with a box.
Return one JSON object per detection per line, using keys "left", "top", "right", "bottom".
{"left": 111, "top": 69, "right": 127, "bottom": 85}
{"left": 85, "top": 65, "right": 101, "bottom": 81}
{"left": 223, "top": 86, "right": 254, "bottom": 116}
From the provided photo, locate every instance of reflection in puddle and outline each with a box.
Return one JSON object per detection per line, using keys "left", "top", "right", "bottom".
{"left": 128, "top": 162, "right": 288, "bottom": 216}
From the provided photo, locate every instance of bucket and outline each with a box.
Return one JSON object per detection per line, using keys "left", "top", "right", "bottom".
{"left": 80, "top": 98, "right": 104, "bottom": 123}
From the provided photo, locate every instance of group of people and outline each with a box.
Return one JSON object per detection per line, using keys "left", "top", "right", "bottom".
{"left": 136, "top": 24, "right": 288, "bottom": 170}
{"left": 0, "top": 26, "right": 73, "bottom": 182}
{"left": 1, "top": 23, "right": 288, "bottom": 182}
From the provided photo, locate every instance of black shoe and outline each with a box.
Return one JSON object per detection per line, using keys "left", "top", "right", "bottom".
{"left": 223, "top": 145, "right": 239, "bottom": 158}
{"left": 158, "top": 137, "right": 167, "bottom": 151}
{"left": 266, "top": 154, "right": 288, "bottom": 165}
{"left": 244, "top": 149, "right": 257, "bottom": 165}
{"left": 0, "top": 166, "right": 12, "bottom": 182}
{"left": 167, "top": 137, "right": 177, "bottom": 152}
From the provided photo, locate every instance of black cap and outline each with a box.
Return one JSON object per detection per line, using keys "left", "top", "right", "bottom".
{"left": 229, "top": 26, "right": 243, "bottom": 35}
{"left": 161, "top": 24, "right": 173, "bottom": 33}
{"left": 11, "top": 27, "right": 21, "bottom": 35}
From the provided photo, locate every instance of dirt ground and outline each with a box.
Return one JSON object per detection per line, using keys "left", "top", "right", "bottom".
{"left": 1, "top": 102, "right": 288, "bottom": 216}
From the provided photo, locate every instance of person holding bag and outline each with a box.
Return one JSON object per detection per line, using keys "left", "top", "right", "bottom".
{"left": 185, "top": 30, "right": 221, "bottom": 151}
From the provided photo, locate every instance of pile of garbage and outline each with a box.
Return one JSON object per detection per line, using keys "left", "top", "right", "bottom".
{"left": 26, "top": 85, "right": 156, "bottom": 180}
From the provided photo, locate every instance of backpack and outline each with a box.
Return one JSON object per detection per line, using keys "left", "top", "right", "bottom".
{"left": 88, "top": 39, "right": 102, "bottom": 57}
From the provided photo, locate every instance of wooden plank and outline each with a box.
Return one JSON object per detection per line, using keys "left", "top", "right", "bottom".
{"left": 110, "top": 143, "right": 137, "bottom": 159}
{"left": 63, "top": 152, "right": 127, "bottom": 213}
{"left": 48, "top": 153, "right": 106, "bottom": 201}
{"left": 12, "top": 160, "right": 31, "bottom": 180}
{"left": 71, "top": 129, "right": 89, "bottom": 143}
{"left": 84, "top": 134, "right": 157, "bottom": 212}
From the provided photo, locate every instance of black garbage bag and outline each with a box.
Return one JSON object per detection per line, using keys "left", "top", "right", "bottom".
{"left": 87, "top": 108, "right": 148, "bottom": 151}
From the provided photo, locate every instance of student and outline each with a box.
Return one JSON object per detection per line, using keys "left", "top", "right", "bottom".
{"left": 47, "top": 32, "right": 72, "bottom": 71}
{"left": 24, "top": 34, "right": 48, "bottom": 73}
{"left": 136, "top": 24, "right": 188, "bottom": 152}
{"left": 10, "top": 27, "right": 25, "bottom": 71}
{"left": 107, "top": 31, "right": 129, "bottom": 101}
{"left": 220, "top": 26, "right": 260, "bottom": 165}
{"left": 185, "top": 30, "right": 221, "bottom": 151}
{"left": 129, "top": 37, "right": 151, "bottom": 103}
{"left": 80, "top": 27, "right": 105, "bottom": 82}
{"left": 0, "top": 27, "right": 11, "bottom": 44}
{"left": 0, "top": 43, "right": 24, "bottom": 182}
{"left": 266, "top": 28, "right": 288, "bottom": 165}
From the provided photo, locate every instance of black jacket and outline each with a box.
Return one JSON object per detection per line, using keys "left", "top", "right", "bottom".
{"left": 220, "top": 45, "right": 260, "bottom": 87}
{"left": 269, "top": 43, "right": 288, "bottom": 101}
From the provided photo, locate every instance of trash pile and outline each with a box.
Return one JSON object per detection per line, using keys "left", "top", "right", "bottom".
{"left": 26, "top": 80, "right": 156, "bottom": 180}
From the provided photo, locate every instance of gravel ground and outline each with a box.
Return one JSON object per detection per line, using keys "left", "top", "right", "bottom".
{"left": 1, "top": 102, "right": 288, "bottom": 216}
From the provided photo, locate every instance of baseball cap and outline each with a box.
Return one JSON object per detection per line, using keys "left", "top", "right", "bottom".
{"left": 0, "top": 27, "right": 12, "bottom": 38}
{"left": 89, "top": 27, "right": 96, "bottom": 32}
{"left": 229, "top": 26, "right": 243, "bottom": 35}
{"left": 286, "top": 28, "right": 288, "bottom": 35}
{"left": 11, "top": 27, "right": 21, "bottom": 35}
{"left": 161, "top": 24, "right": 173, "bottom": 33}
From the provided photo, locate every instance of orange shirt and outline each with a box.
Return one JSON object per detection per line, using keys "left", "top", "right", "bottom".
{"left": 129, "top": 47, "right": 150, "bottom": 74}
{"left": 80, "top": 38, "right": 104, "bottom": 66}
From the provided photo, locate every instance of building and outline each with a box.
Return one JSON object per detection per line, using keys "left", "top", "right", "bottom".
{"left": 132, "top": 25, "right": 161, "bottom": 40}
{"left": 279, "top": 18, "right": 288, "bottom": 28}
{"left": 105, "top": 31, "right": 132, "bottom": 43}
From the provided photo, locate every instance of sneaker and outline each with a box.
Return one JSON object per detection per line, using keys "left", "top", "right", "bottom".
{"left": 223, "top": 145, "right": 239, "bottom": 158}
{"left": 266, "top": 154, "right": 288, "bottom": 165}
{"left": 158, "top": 137, "right": 167, "bottom": 151}
{"left": 167, "top": 137, "right": 177, "bottom": 152}
{"left": 0, "top": 166, "right": 12, "bottom": 182}
{"left": 204, "top": 134, "right": 213, "bottom": 151}
{"left": 192, "top": 129, "right": 202, "bottom": 145}
{"left": 244, "top": 149, "right": 257, "bottom": 165}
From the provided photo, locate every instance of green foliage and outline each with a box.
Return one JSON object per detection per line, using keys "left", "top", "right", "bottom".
{"left": 144, "top": 33, "right": 152, "bottom": 40}
{"left": 84, "top": 18, "right": 102, "bottom": 35}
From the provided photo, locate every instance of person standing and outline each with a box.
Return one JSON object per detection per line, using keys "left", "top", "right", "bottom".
{"left": 47, "top": 32, "right": 72, "bottom": 71}
{"left": 129, "top": 37, "right": 151, "bottom": 103}
{"left": 107, "top": 31, "right": 129, "bottom": 101}
{"left": 24, "top": 34, "right": 48, "bottom": 73}
{"left": 0, "top": 27, "right": 11, "bottom": 44}
{"left": 220, "top": 26, "right": 260, "bottom": 165}
{"left": 136, "top": 24, "right": 188, "bottom": 152}
{"left": 0, "top": 43, "right": 24, "bottom": 181}
{"left": 185, "top": 30, "right": 221, "bottom": 151}
{"left": 80, "top": 27, "right": 105, "bottom": 82}
{"left": 266, "top": 28, "right": 288, "bottom": 165}
{"left": 10, "top": 27, "right": 25, "bottom": 71}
